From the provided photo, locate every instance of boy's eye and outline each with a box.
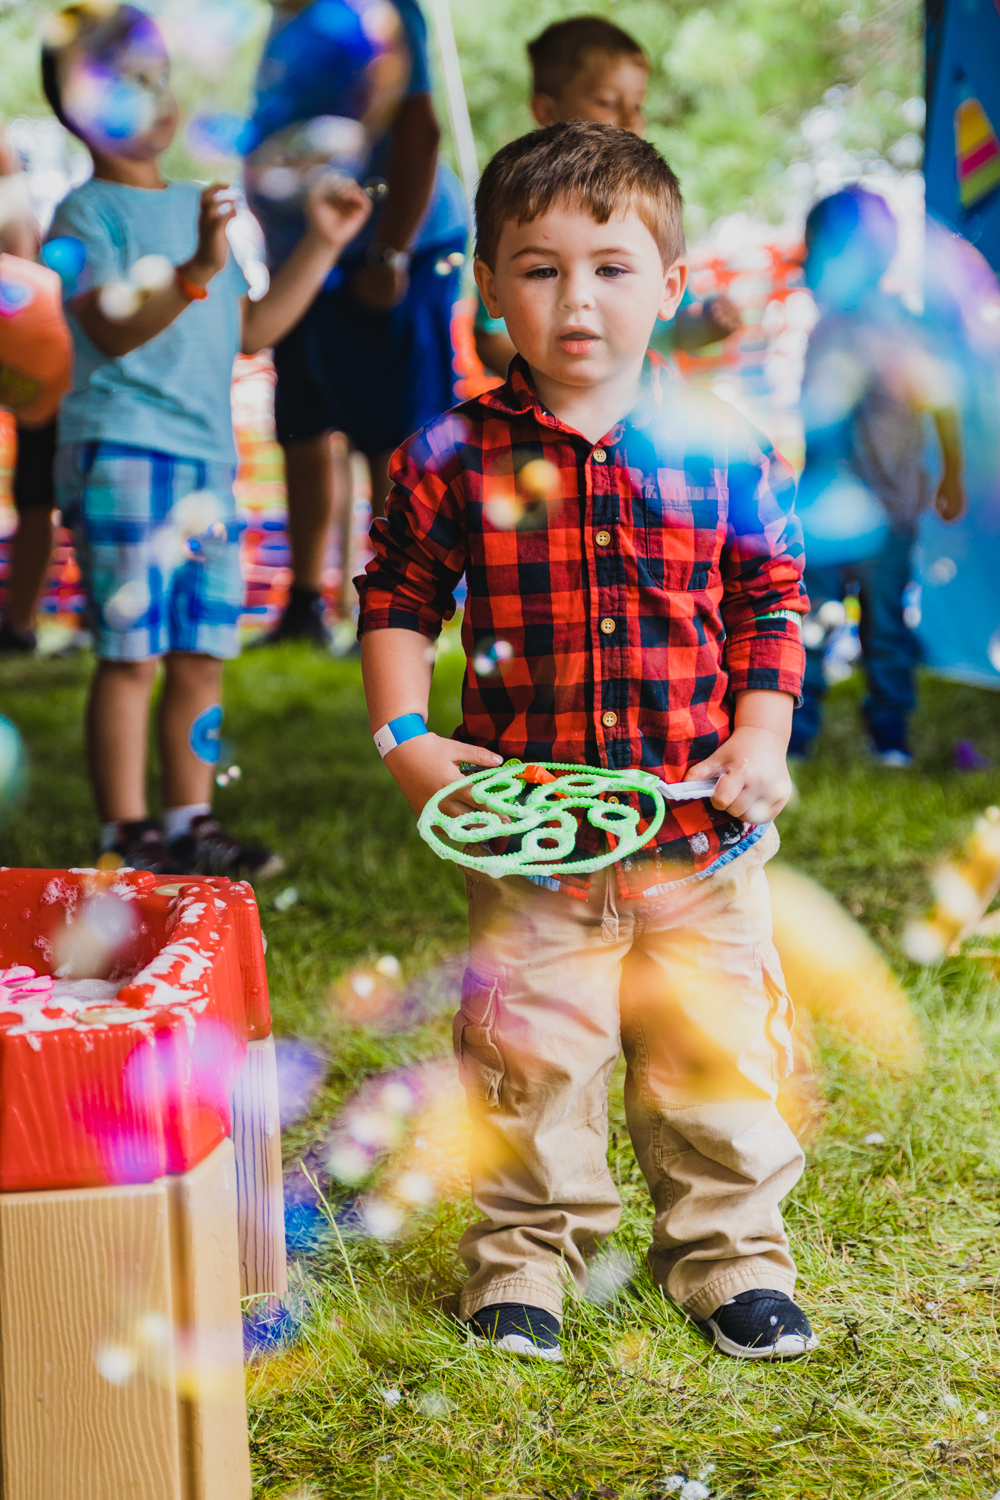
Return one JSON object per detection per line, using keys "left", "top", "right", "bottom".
{"left": 525, "top": 266, "right": 557, "bottom": 280}
{"left": 596, "top": 265, "right": 628, "bottom": 278}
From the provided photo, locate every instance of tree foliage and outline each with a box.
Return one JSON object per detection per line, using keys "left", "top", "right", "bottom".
{"left": 0, "top": 0, "right": 923, "bottom": 231}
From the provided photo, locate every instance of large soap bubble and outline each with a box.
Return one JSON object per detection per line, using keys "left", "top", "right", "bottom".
{"left": 242, "top": 0, "right": 409, "bottom": 216}
{"left": 794, "top": 460, "right": 889, "bottom": 567}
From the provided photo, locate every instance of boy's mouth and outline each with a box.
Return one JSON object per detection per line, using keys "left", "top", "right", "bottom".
{"left": 558, "top": 328, "right": 599, "bottom": 354}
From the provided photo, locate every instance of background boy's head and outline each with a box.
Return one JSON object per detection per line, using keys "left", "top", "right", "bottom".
{"left": 475, "top": 121, "right": 686, "bottom": 387}
{"left": 528, "top": 16, "right": 649, "bottom": 134}
{"left": 804, "top": 186, "right": 898, "bottom": 310}
{"left": 42, "top": 2, "right": 177, "bottom": 162}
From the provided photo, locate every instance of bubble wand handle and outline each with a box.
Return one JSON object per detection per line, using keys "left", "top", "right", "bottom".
{"left": 417, "top": 762, "right": 719, "bottom": 879}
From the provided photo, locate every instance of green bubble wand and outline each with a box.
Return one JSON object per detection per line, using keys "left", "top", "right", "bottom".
{"left": 417, "top": 760, "right": 720, "bottom": 880}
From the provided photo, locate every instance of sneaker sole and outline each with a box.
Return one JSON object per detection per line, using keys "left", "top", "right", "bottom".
{"left": 701, "top": 1318, "right": 820, "bottom": 1360}
{"left": 473, "top": 1332, "right": 563, "bottom": 1362}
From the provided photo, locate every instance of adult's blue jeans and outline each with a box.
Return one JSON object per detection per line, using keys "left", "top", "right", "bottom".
{"left": 791, "top": 520, "right": 919, "bottom": 754}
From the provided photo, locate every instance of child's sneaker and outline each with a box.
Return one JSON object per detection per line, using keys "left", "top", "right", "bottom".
{"left": 695, "top": 1289, "right": 818, "bottom": 1360}
{"left": 96, "top": 818, "right": 185, "bottom": 874}
{"left": 466, "top": 1303, "right": 563, "bottom": 1362}
{"left": 251, "top": 588, "right": 331, "bottom": 650}
{"left": 168, "top": 815, "right": 284, "bottom": 880}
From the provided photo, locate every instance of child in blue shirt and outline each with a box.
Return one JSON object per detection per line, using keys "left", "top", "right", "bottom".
{"left": 43, "top": 1, "right": 371, "bottom": 874}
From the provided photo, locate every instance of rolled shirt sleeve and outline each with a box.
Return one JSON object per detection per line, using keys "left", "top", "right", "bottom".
{"left": 719, "top": 418, "right": 808, "bottom": 700}
{"left": 356, "top": 411, "right": 470, "bottom": 639}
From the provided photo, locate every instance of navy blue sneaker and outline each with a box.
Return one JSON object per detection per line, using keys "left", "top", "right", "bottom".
{"left": 467, "top": 1302, "right": 563, "bottom": 1362}
{"left": 695, "top": 1289, "right": 819, "bottom": 1359}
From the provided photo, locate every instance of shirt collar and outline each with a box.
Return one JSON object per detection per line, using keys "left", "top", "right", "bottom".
{"left": 476, "top": 351, "right": 675, "bottom": 449}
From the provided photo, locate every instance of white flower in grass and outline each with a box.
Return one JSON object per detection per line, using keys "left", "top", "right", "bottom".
{"left": 942, "top": 1392, "right": 961, "bottom": 1410}
{"left": 863, "top": 1132, "right": 885, "bottom": 1146}
{"left": 975, "top": 1410, "right": 990, "bottom": 1426}
{"left": 380, "top": 1386, "right": 402, "bottom": 1406}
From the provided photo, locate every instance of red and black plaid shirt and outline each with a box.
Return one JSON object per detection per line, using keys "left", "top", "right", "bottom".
{"left": 358, "top": 356, "right": 807, "bottom": 897}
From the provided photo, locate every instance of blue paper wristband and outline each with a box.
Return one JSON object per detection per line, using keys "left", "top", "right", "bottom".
{"left": 373, "top": 713, "right": 429, "bottom": 759}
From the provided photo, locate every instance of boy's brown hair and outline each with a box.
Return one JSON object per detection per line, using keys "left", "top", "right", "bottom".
{"left": 527, "top": 15, "right": 648, "bottom": 99}
{"left": 475, "top": 119, "right": 684, "bottom": 270}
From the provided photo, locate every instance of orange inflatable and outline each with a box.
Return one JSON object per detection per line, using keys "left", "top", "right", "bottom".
{"left": 0, "top": 253, "right": 72, "bottom": 427}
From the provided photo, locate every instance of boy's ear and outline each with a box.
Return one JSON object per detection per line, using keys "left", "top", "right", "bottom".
{"left": 657, "top": 258, "right": 688, "bottom": 323}
{"left": 530, "top": 92, "right": 559, "bottom": 127}
{"left": 474, "top": 257, "right": 502, "bottom": 319}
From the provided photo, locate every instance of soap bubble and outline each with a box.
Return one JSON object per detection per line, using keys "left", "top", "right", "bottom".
{"left": 98, "top": 281, "right": 141, "bottom": 320}
{"left": 472, "top": 636, "right": 514, "bottom": 680}
{"left": 274, "top": 1038, "right": 327, "bottom": 1128}
{"left": 104, "top": 579, "right": 150, "bottom": 630}
{"left": 796, "top": 464, "right": 889, "bottom": 567}
{"left": 929, "top": 555, "right": 957, "bottom": 586}
{"left": 274, "top": 886, "right": 299, "bottom": 912}
{"left": 516, "top": 458, "right": 560, "bottom": 504}
{"left": 0, "top": 716, "right": 25, "bottom": 805}
{"left": 160, "top": 0, "right": 258, "bottom": 79}
{"left": 61, "top": 59, "right": 158, "bottom": 146}
{"left": 129, "top": 254, "right": 174, "bottom": 295}
{"left": 988, "top": 627, "right": 1000, "bottom": 674}
{"left": 186, "top": 111, "right": 248, "bottom": 163}
{"left": 40, "top": 236, "right": 87, "bottom": 292}
{"left": 584, "top": 1248, "right": 636, "bottom": 1304}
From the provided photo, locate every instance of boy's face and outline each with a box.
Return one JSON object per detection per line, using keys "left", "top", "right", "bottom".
{"left": 532, "top": 53, "right": 648, "bottom": 135}
{"left": 476, "top": 199, "right": 686, "bottom": 393}
{"left": 63, "top": 33, "right": 178, "bottom": 160}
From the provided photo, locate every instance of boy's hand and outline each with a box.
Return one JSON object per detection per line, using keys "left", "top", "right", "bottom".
{"left": 685, "top": 726, "right": 792, "bottom": 825}
{"left": 182, "top": 183, "right": 236, "bottom": 288}
{"left": 935, "top": 468, "right": 966, "bottom": 523}
{"left": 304, "top": 175, "right": 372, "bottom": 254}
{"left": 384, "top": 735, "right": 503, "bottom": 818}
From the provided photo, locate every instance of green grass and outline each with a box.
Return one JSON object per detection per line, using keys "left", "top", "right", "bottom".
{"left": 2, "top": 640, "right": 999, "bottom": 1500}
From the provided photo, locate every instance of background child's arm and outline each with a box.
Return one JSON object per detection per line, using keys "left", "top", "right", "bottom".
{"left": 72, "top": 182, "right": 235, "bottom": 358}
{"left": 241, "top": 177, "right": 371, "bottom": 354}
{"left": 360, "top": 629, "right": 501, "bottom": 817}
{"left": 931, "top": 404, "right": 966, "bottom": 523}
{"left": 686, "top": 688, "right": 793, "bottom": 825}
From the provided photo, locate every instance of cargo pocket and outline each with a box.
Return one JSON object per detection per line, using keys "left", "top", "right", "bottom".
{"left": 762, "top": 958, "right": 795, "bottom": 1081}
{"left": 453, "top": 964, "right": 506, "bottom": 1109}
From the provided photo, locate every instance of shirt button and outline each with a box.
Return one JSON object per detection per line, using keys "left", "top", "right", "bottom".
{"left": 595, "top": 530, "right": 611, "bottom": 547}
{"left": 592, "top": 447, "right": 607, "bottom": 463}
{"left": 600, "top": 617, "right": 616, "bottom": 634}
{"left": 601, "top": 710, "right": 618, "bottom": 728}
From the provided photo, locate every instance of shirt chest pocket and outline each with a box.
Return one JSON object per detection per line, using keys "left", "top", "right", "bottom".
{"left": 636, "top": 485, "right": 726, "bottom": 592}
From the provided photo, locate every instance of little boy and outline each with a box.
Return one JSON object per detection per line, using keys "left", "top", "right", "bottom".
{"left": 43, "top": 2, "right": 371, "bottom": 874}
{"left": 359, "top": 121, "right": 817, "bottom": 1361}
{"left": 474, "top": 15, "right": 740, "bottom": 378}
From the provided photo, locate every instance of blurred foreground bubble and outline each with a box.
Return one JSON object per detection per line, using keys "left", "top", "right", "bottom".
{"left": 274, "top": 886, "right": 299, "bottom": 912}
{"left": 0, "top": 715, "right": 25, "bottom": 805}
{"left": 584, "top": 1248, "right": 636, "bottom": 1304}
{"left": 39, "top": 235, "right": 87, "bottom": 292}
{"left": 98, "top": 281, "right": 141, "bottom": 320}
{"left": 905, "top": 805, "right": 1000, "bottom": 960}
{"left": 472, "top": 636, "right": 514, "bottom": 680}
{"left": 103, "top": 579, "right": 151, "bottom": 630}
{"left": 95, "top": 1303, "right": 244, "bottom": 1402}
{"left": 766, "top": 863, "right": 922, "bottom": 1131}
{"left": 274, "top": 1038, "right": 328, "bottom": 1128}
{"left": 186, "top": 110, "right": 247, "bottom": 162}
{"left": 53, "top": 891, "right": 137, "bottom": 980}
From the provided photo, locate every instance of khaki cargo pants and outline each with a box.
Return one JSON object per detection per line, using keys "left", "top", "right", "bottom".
{"left": 454, "top": 823, "right": 804, "bottom": 1323}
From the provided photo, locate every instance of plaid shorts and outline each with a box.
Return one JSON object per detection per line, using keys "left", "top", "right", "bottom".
{"left": 56, "top": 442, "right": 244, "bottom": 661}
